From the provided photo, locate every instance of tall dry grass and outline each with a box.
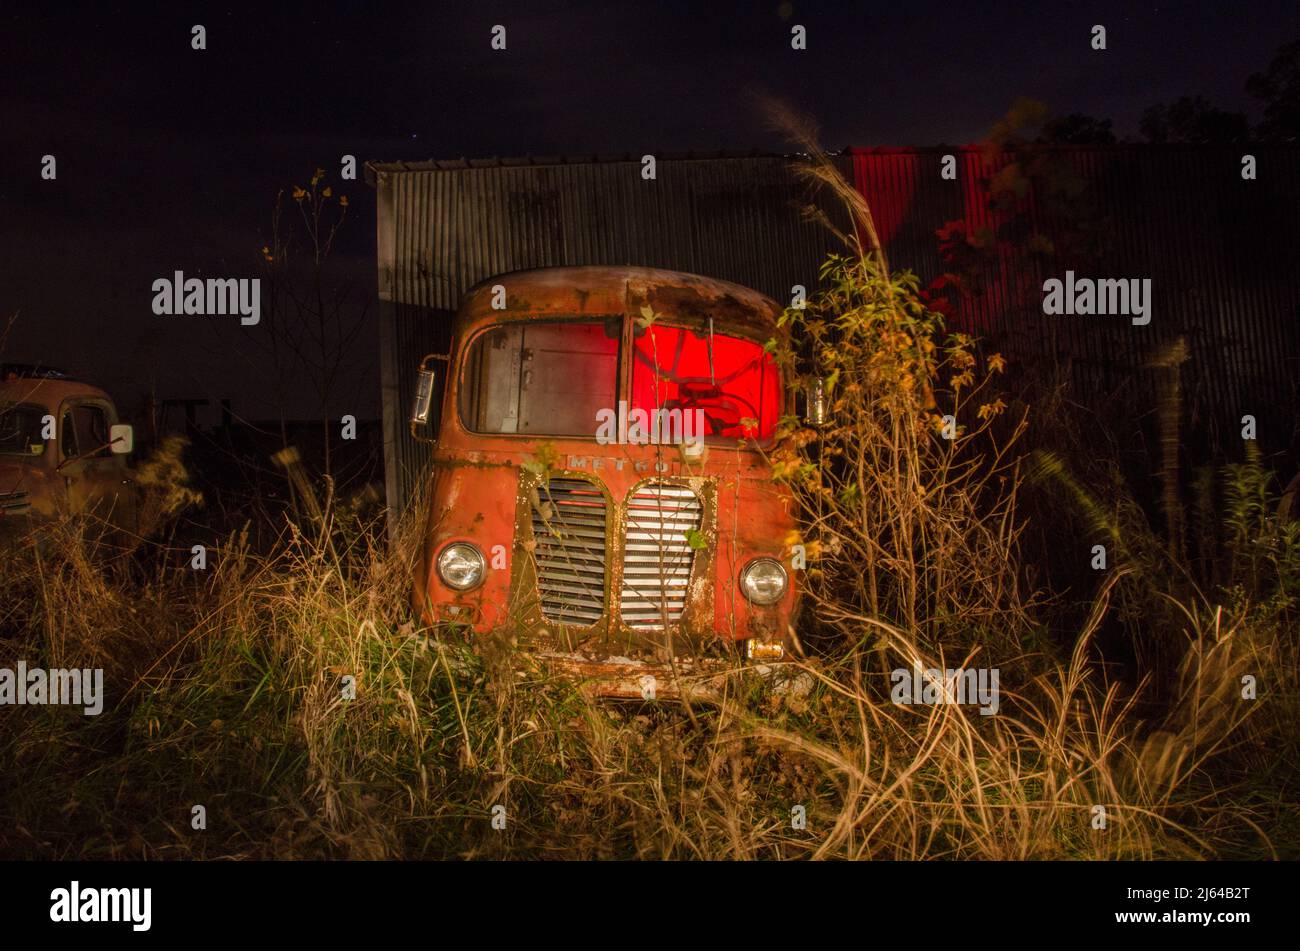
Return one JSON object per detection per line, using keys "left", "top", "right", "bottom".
{"left": 0, "top": 482, "right": 1292, "bottom": 859}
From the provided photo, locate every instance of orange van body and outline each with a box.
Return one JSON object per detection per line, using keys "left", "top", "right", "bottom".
{"left": 411, "top": 266, "right": 799, "bottom": 698}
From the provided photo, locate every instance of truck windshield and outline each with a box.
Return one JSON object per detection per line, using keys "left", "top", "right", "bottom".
{"left": 631, "top": 323, "right": 779, "bottom": 442}
{"left": 0, "top": 402, "right": 47, "bottom": 456}
{"left": 459, "top": 318, "right": 620, "bottom": 436}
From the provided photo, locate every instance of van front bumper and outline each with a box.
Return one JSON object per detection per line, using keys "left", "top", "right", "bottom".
{"left": 524, "top": 650, "right": 736, "bottom": 702}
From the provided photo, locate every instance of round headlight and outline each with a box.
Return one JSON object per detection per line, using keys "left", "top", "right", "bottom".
{"left": 740, "top": 557, "right": 788, "bottom": 605}
{"left": 436, "top": 542, "right": 486, "bottom": 591}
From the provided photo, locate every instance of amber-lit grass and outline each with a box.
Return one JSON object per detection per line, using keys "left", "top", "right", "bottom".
{"left": 0, "top": 489, "right": 1294, "bottom": 860}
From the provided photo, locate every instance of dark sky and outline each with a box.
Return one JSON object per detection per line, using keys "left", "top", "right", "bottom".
{"left": 2, "top": 1, "right": 1296, "bottom": 422}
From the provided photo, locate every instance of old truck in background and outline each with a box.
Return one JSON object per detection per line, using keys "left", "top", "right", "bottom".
{"left": 408, "top": 266, "right": 810, "bottom": 699}
{"left": 0, "top": 365, "right": 137, "bottom": 544}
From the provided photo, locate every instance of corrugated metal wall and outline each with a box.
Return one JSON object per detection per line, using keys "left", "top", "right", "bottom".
{"left": 851, "top": 145, "right": 1300, "bottom": 466}
{"left": 371, "top": 154, "right": 852, "bottom": 515}
{"left": 372, "top": 147, "right": 1300, "bottom": 518}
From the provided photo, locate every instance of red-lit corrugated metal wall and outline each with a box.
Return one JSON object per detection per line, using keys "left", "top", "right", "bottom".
{"left": 370, "top": 147, "right": 1299, "bottom": 515}
{"left": 849, "top": 145, "right": 1300, "bottom": 464}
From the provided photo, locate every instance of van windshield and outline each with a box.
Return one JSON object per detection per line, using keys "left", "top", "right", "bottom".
{"left": 630, "top": 323, "right": 779, "bottom": 442}
{"left": 458, "top": 317, "right": 781, "bottom": 443}
{"left": 459, "top": 319, "right": 620, "bottom": 436}
{"left": 0, "top": 402, "right": 48, "bottom": 457}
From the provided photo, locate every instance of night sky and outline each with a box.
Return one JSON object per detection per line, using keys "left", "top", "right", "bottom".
{"left": 2, "top": 1, "right": 1296, "bottom": 422}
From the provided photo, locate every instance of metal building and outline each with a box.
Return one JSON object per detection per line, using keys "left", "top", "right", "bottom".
{"left": 366, "top": 153, "right": 852, "bottom": 515}
{"left": 369, "top": 146, "right": 1300, "bottom": 519}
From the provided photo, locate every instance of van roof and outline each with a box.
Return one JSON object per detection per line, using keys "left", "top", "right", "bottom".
{"left": 0, "top": 376, "right": 114, "bottom": 408}
{"left": 458, "top": 266, "right": 783, "bottom": 337}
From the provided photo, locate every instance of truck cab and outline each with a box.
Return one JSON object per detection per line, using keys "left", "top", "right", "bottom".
{"left": 0, "top": 366, "right": 137, "bottom": 543}
{"left": 409, "top": 266, "right": 801, "bottom": 699}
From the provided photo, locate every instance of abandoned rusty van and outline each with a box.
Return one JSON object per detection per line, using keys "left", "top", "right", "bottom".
{"left": 0, "top": 366, "right": 136, "bottom": 543}
{"left": 409, "top": 267, "right": 806, "bottom": 699}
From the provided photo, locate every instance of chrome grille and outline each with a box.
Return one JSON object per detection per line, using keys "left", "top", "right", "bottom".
{"left": 0, "top": 490, "right": 30, "bottom": 514}
{"left": 620, "top": 482, "right": 702, "bottom": 631}
{"left": 531, "top": 478, "right": 607, "bottom": 626}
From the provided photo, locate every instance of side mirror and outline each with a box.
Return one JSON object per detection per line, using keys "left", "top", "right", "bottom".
{"left": 110, "top": 423, "right": 134, "bottom": 454}
{"left": 410, "top": 353, "right": 449, "bottom": 445}
{"left": 803, "top": 378, "right": 829, "bottom": 427}
{"left": 410, "top": 368, "right": 436, "bottom": 425}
